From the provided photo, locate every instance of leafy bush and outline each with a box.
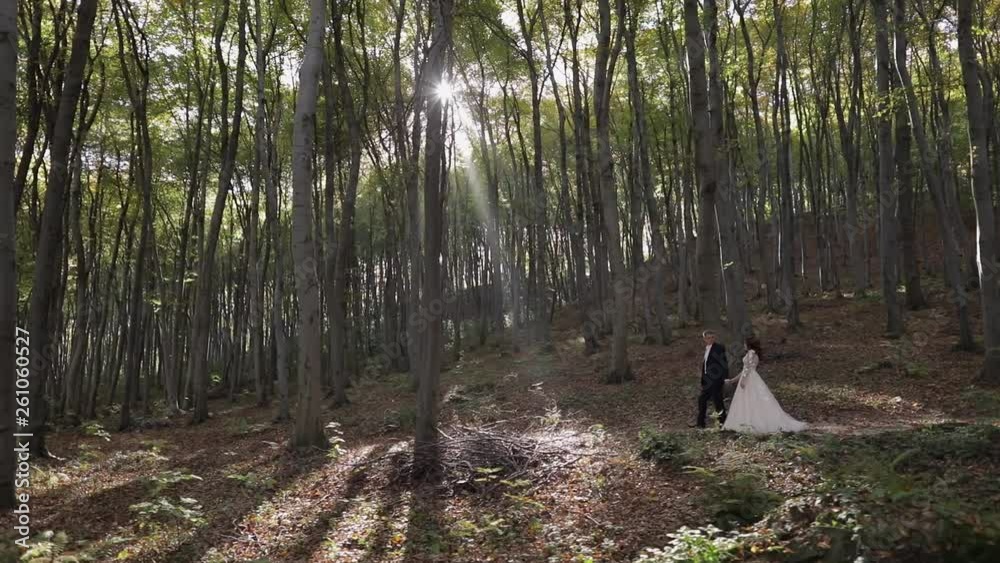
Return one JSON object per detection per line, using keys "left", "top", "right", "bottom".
{"left": 685, "top": 467, "right": 782, "bottom": 529}
{"left": 76, "top": 443, "right": 105, "bottom": 465}
{"left": 325, "top": 421, "right": 346, "bottom": 460}
{"left": 822, "top": 423, "right": 999, "bottom": 474}
{"left": 810, "top": 424, "right": 1000, "bottom": 561}
{"left": 15, "top": 530, "right": 75, "bottom": 562}
{"left": 382, "top": 407, "right": 416, "bottom": 432}
{"left": 82, "top": 422, "right": 111, "bottom": 442}
{"left": 144, "top": 470, "right": 202, "bottom": 495}
{"left": 634, "top": 526, "right": 777, "bottom": 563}
{"left": 130, "top": 497, "right": 205, "bottom": 529}
{"left": 638, "top": 429, "right": 690, "bottom": 467}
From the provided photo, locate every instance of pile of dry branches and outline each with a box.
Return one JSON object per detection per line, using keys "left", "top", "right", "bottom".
{"left": 380, "top": 424, "right": 578, "bottom": 494}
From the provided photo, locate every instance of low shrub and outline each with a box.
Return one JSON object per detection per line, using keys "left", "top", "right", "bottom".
{"left": 634, "top": 526, "right": 778, "bottom": 563}
{"left": 638, "top": 429, "right": 690, "bottom": 467}
{"left": 685, "top": 467, "right": 782, "bottom": 529}
{"left": 130, "top": 497, "right": 205, "bottom": 529}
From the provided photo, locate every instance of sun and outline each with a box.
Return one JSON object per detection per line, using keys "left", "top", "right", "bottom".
{"left": 434, "top": 80, "right": 454, "bottom": 102}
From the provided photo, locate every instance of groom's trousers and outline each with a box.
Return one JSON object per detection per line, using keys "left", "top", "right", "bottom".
{"left": 697, "top": 379, "right": 726, "bottom": 427}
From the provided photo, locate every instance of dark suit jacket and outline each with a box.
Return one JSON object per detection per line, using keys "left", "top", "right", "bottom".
{"left": 701, "top": 343, "right": 729, "bottom": 386}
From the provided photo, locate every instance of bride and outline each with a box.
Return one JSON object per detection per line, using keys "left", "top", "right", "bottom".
{"left": 723, "top": 338, "right": 807, "bottom": 434}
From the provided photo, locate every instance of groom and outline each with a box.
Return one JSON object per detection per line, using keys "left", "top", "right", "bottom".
{"left": 692, "top": 330, "right": 728, "bottom": 428}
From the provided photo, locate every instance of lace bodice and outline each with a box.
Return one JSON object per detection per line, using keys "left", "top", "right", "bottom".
{"left": 742, "top": 350, "right": 759, "bottom": 372}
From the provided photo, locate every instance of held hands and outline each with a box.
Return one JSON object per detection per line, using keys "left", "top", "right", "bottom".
{"left": 726, "top": 374, "right": 746, "bottom": 389}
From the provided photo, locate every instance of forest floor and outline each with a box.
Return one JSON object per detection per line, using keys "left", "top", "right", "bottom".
{"left": 3, "top": 279, "right": 1000, "bottom": 562}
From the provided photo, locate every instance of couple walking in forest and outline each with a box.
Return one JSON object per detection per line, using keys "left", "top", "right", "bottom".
{"left": 692, "top": 330, "right": 807, "bottom": 434}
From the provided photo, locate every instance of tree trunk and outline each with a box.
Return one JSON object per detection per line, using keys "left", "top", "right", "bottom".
{"left": 289, "top": 0, "right": 330, "bottom": 450}
{"left": 890, "top": 0, "right": 924, "bottom": 311}
{"left": 958, "top": 0, "right": 1000, "bottom": 384}
{"left": 189, "top": 0, "right": 249, "bottom": 423}
{"left": 873, "top": 0, "right": 903, "bottom": 337}
{"left": 0, "top": 0, "right": 17, "bottom": 508}
{"left": 25, "top": 0, "right": 99, "bottom": 456}
{"left": 706, "top": 0, "right": 750, "bottom": 345}
{"left": 567, "top": 0, "right": 600, "bottom": 353}
{"left": 406, "top": 10, "right": 426, "bottom": 385}
{"left": 894, "top": 0, "right": 974, "bottom": 348}
{"left": 414, "top": 0, "right": 453, "bottom": 477}
{"left": 595, "top": 0, "right": 630, "bottom": 383}
{"left": 329, "top": 0, "right": 363, "bottom": 407}
{"left": 735, "top": 1, "right": 776, "bottom": 313}
{"left": 774, "top": 0, "right": 800, "bottom": 327}
{"left": 835, "top": 0, "right": 869, "bottom": 293}
{"left": 113, "top": 0, "right": 156, "bottom": 432}
{"left": 252, "top": 0, "right": 272, "bottom": 408}
{"left": 685, "top": 0, "right": 723, "bottom": 330}
{"left": 624, "top": 2, "right": 671, "bottom": 345}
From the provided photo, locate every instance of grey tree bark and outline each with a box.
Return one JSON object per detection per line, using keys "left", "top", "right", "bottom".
{"left": 706, "top": 0, "right": 750, "bottom": 344}
{"left": 414, "top": 0, "right": 454, "bottom": 476}
{"left": 873, "top": 0, "right": 903, "bottom": 337}
{"left": 251, "top": 0, "right": 273, "bottom": 408}
{"left": 25, "top": 0, "right": 99, "bottom": 456}
{"left": 0, "top": 0, "right": 17, "bottom": 509}
{"left": 957, "top": 0, "right": 1000, "bottom": 383}
{"left": 735, "top": 0, "right": 776, "bottom": 313}
{"left": 290, "top": 0, "right": 330, "bottom": 449}
{"left": 406, "top": 6, "right": 425, "bottom": 385}
{"left": 623, "top": 1, "right": 671, "bottom": 346}
{"left": 256, "top": 17, "right": 290, "bottom": 419}
{"left": 833, "top": 0, "right": 869, "bottom": 293}
{"left": 774, "top": 0, "right": 800, "bottom": 327}
{"left": 329, "top": 0, "right": 363, "bottom": 407}
{"left": 893, "top": 0, "right": 925, "bottom": 311}
{"left": 596, "top": 0, "right": 631, "bottom": 383}
{"left": 894, "top": 0, "right": 974, "bottom": 349}
{"left": 566, "top": 0, "right": 600, "bottom": 354}
{"left": 685, "top": 0, "right": 723, "bottom": 330}
{"left": 188, "top": 0, "right": 250, "bottom": 423}
{"left": 113, "top": 0, "right": 156, "bottom": 432}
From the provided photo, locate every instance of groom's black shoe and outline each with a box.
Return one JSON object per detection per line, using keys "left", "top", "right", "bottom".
{"left": 688, "top": 422, "right": 705, "bottom": 429}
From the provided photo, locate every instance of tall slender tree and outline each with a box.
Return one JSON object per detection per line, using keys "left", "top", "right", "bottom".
{"left": 873, "top": 0, "right": 903, "bottom": 337}
{"left": 596, "top": 0, "right": 631, "bottom": 382}
{"left": 892, "top": 0, "right": 924, "bottom": 310}
{"left": 734, "top": 0, "right": 776, "bottom": 313}
{"left": 188, "top": 0, "right": 250, "bottom": 423}
{"left": 329, "top": 0, "right": 364, "bottom": 407}
{"left": 706, "top": 0, "right": 750, "bottom": 344}
{"left": 894, "top": 0, "right": 974, "bottom": 349}
{"left": 0, "top": 0, "right": 17, "bottom": 509}
{"left": 251, "top": 0, "right": 273, "bottom": 408}
{"left": 774, "top": 0, "right": 800, "bottom": 327}
{"left": 685, "top": 0, "right": 723, "bottom": 330}
{"left": 25, "top": 0, "right": 99, "bottom": 456}
{"left": 623, "top": 0, "right": 671, "bottom": 345}
{"left": 113, "top": 0, "right": 155, "bottom": 431}
{"left": 957, "top": 0, "right": 1000, "bottom": 383}
{"left": 414, "top": 0, "right": 454, "bottom": 475}
{"left": 290, "top": 0, "right": 330, "bottom": 449}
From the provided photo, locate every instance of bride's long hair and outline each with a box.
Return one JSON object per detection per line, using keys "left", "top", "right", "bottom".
{"left": 745, "top": 337, "right": 763, "bottom": 357}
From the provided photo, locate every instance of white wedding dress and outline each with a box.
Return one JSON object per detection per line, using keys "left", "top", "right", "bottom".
{"left": 723, "top": 350, "right": 807, "bottom": 434}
